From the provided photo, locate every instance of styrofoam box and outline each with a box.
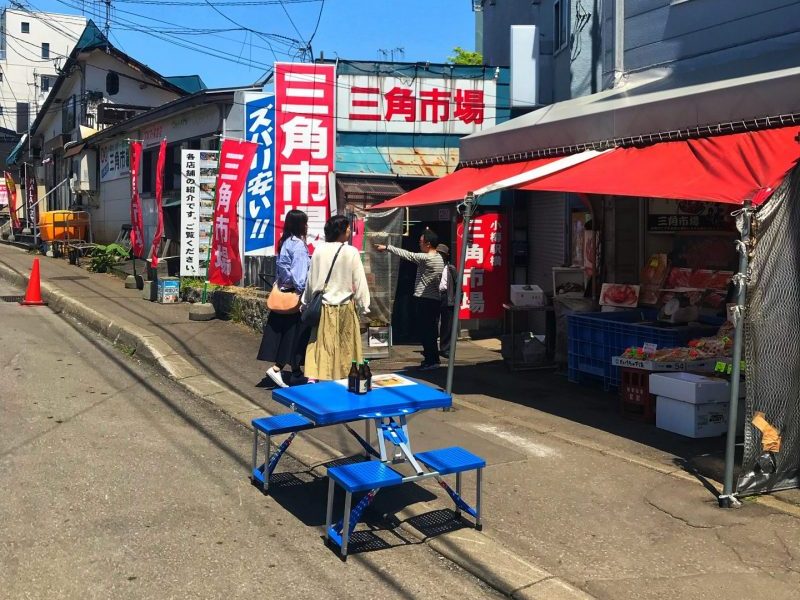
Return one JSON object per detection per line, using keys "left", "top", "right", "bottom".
{"left": 656, "top": 396, "right": 729, "bottom": 438}
{"left": 649, "top": 372, "right": 729, "bottom": 404}
{"left": 510, "top": 284, "right": 545, "bottom": 307}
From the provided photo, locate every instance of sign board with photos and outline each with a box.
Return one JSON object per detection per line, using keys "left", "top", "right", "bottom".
{"left": 180, "top": 149, "right": 219, "bottom": 276}
{"left": 100, "top": 139, "right": 130, "bottom": 182}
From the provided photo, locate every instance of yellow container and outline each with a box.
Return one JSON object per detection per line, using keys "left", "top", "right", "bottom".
{"left": 38, "top": 210, "right": 89, "bottom": 242}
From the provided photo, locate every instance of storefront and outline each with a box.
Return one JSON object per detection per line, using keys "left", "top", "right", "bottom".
{"left": 375, "top": 61, "right": 800, "bottom": 502}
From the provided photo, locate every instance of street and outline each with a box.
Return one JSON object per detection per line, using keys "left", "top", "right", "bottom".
{"left": 0, "top": 279, "right": 502, "bottom": 599}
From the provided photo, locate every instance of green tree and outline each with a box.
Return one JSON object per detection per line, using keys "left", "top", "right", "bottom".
{"left": 448, "top": 46, "right": 483, "bottom": 65}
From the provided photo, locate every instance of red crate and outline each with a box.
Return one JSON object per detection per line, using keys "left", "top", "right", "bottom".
{"left": 620, "top": 367, "right": 656, "bottom": 423}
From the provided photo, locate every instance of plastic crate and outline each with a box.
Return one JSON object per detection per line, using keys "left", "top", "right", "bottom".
{"left": 567, "top": 310, "right": 720, "bottom": 389}
{"left": 619, "top": 367, "right": 656, "bottom": 423}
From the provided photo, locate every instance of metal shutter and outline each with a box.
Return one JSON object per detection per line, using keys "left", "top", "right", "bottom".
{"left": 528, "top": 192, "right": 567, "bottom": 292}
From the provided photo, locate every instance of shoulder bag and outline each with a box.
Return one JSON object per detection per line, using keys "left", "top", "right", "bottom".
{"left": 302, "top": 244, "right": 344, "bottom": 327}
{"left": 266, "top": 283, "right": 301, "bottom": 314}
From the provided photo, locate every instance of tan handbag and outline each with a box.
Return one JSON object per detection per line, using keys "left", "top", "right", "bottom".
{"left": 267, "top": 284, "right": 301, "bottom": 314}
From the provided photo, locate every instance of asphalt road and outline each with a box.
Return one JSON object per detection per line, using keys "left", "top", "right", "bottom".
{"left": 0, "top": 280, "right": 501, "bottom": 599}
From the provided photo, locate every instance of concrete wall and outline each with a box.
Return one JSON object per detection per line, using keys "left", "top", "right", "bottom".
{"left": 0, "top": 9, "right": 86, "bottom": 133}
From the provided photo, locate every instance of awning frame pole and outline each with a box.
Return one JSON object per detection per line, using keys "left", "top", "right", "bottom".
{"left": 719, "top": 199, "right": 753, "bottom": 509}
{"left": 445, "top": 192, "right": 478, "bottom": 399}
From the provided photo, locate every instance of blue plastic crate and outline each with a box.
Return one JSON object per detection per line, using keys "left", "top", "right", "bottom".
{"left": 567, "top": 310, "right": 720, "bottom": 390}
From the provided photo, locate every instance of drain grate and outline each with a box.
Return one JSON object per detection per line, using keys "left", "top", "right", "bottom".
{"left": 0, "top": 295, "right": 24, "bottom": 303}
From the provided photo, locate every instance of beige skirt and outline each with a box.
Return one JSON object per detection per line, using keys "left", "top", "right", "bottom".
{"left": 304, "top": 301, "right": 363, "bottom": 381}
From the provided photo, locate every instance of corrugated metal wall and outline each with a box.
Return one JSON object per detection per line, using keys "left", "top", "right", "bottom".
{"left": 527, "top": 192, "right": 567, "bottom": 292}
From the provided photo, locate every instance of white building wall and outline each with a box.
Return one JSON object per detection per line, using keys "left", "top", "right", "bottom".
{"left": 0, "top": 9, "right": 86, "bottom": 133}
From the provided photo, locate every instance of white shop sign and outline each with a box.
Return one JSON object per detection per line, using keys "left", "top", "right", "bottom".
{"left": 336, "top": 74, "right": 497, "bottom": 135}
{"left": 141, "top": 105, "right": 219, "bottom": 148}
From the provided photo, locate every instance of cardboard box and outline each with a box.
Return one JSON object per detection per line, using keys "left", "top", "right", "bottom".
{"left": 510, "top": 284, "right": 545, "bottom": 307}
{"left": 656, "top": 396, "right": 729, "bottom": 438}
{"left": 649, "top": 372, "right": 729, "bottom": 404}
{"left": 157, "top": 277, "right": 180, "bottom": 304}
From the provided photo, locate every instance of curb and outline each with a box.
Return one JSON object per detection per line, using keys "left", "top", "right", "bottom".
{"left": 0, "top": 254, "right": 594, "bottom": 599}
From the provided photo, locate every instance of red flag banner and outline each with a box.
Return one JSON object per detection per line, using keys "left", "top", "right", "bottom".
{"left": 209, "top": 139, "right": 258, "bottom": 286}
{"left": 150, "top": 138, "right": 167, "bottom": 268}
{"left": 5, "top": 172, "right": 20, "bottom": 229}
{"left": 274, "top": 62, "right": 336, "bottom": 250}
{"left": 456, "top": 212, "right": 508, "bottom": 320}
{"left": 129, "top": 142, "right": 145, "bottom": 258}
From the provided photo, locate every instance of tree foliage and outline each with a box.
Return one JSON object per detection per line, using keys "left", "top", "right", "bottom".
{"left": 448, "top": 46, "right": 483, "bottom": 66}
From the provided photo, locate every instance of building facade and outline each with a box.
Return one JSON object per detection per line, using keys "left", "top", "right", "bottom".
{"left": 471, "top": 0, "right": 800, "bottom": 294}
{"left": 0, "top": 8, "right": 86, "bottom": 134}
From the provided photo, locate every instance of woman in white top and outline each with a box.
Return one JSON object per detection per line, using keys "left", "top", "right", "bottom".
{"left": 302, "top": 215, "right": 370, "bottom": 381}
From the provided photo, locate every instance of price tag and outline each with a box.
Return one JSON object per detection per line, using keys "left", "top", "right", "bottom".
{"left": 643, "top": 343, "right": 657, "bottom": 355}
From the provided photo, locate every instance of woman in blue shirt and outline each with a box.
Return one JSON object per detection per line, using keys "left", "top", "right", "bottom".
{"left": 257, "top": 210, "right": 311, "bottom": 388}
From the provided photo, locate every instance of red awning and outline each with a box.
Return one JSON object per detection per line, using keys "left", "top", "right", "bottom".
{"left": 372, "top": 156, "right": 561, "bottom": 209}
{"left": 519, "top": 126, "right": 800, "bottom": 204}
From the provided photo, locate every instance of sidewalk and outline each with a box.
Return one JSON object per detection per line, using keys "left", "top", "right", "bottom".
{"left": 3, "top": 243, "right": 800, "bottom": 600}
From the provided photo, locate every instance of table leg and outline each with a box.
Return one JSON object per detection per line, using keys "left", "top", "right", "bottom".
{"left": 455, "top": 472, "right": 462, "bottom": 517}
{"left": 251, "top": 430, "right": 259, "bottom": 475}
{"left": 476, "top": 468, "right": 483, "bottom": 530}
{"left": 325, "top": 478, "right": 334, "bottom": 542}
{"left": 341, "top": 492, "right": 352, "bottom": 557}
{"left": 364, "top": 419, "right": 372, "bottom": 458}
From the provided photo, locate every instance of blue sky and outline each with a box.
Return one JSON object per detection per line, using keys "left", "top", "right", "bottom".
{"left": 24, "top": 0, "right": 477, "bottom": 88}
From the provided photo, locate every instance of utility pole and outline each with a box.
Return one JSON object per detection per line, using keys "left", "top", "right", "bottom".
{"left": 103, "top": 0, "right": 112, "bottom": 49}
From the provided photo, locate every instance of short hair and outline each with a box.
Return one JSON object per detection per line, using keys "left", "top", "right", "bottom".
{"left": 324, "top": 215, "right": 350, "bottom": 242}
{"left": 421, "top": 228, "right": 439, "bottom": 248}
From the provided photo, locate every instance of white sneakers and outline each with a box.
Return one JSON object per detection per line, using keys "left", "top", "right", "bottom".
{"left": 266, "top": 367, "right": 288, "bottom": 388}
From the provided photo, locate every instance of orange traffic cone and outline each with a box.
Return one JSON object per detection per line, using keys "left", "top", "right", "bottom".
{"left": 20, "top": 258, "right": 47, "bottom": 306}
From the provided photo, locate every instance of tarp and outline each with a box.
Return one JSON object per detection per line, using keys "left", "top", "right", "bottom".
{"left": 519, "top": 126, "right": 800, "bottom": 205}
{"left": 375, "top": 126, "right": 800, "bottom": 208}
{"left": 372, "top": 156, "right": 560, "bottom": 209}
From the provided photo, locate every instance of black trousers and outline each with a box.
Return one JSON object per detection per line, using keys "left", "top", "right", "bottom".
{"left": 416, "top": 297, "right": 441, "bottom": 364}
{"left": 439, "top": 300, "right": 454, "bottom": 355}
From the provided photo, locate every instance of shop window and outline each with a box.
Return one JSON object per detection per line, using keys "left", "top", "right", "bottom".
{"left": 554, "top": 0, "right": 570, "bottom": 52}
{"left": 21, "top": 22, "right": 30, "bottom": 34}
{"left": 41, "top": 43, "right": 50, "bottom": 59}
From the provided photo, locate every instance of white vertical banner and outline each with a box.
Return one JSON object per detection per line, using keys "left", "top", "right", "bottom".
{"left": 180, "top": 149, "right": 219, "bottom": 276}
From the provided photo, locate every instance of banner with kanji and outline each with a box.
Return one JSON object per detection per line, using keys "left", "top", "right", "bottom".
{"left": 25, "top": 172, "right": 38, "bottom": 230}
{"left": 208, "top": 139, "right": 258, "bottom": 286}
{"left": 180, "top": 150, "right": 218, "bottom": 276}
{"left": 456, "top": 212, "right": 508, "bottom": 320}
{"left": 150, "top": 138, "right": 167, "bottom": 268}
{"left": 244, "top": 94, "right": 276, "bottom": 256}
{"left": 274, "top": 62, "right": 335, "bottom": 248}
{"left": 129, "top": 142, "right": 145, "bottom": 258}
{"left": 5, "top": 172, "right": 19, "bottom": 229}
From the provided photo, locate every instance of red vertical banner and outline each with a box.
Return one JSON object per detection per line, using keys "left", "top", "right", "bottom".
{"left": 150, "top": 138, "right": 167, "bottom": 268}
{"left": 209, "top": 139, "right": 258, "bottom": 286}
{"left": 5, "top": 172, "right": 20, "bottom": 229}
{"left": 456, "top": 212, "right": 508, "bottom": 320}
{"left": 274, "top": 62, "right": 336, "bottom": 250}
{"left": 129, "top": 142, "right": 145, "bottom": 258}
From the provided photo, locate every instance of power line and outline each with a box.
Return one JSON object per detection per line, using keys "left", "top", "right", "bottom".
{"left": 114, "top": 0, "right": 321, "bottom": 4}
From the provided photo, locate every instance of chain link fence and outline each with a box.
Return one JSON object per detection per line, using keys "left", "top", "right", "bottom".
{"left": 738, "top": 163, "right": 800, "bottom": 495}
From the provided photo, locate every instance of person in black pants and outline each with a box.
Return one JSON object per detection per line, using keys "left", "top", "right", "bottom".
{"left": 374, "top": 229, "right": 445, "bottom": 369}
{"left": 436, "top": 244, "right": 458, "bottom": 359}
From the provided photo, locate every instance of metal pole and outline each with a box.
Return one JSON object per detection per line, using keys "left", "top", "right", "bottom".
{"left": 719, "top": 200, "right": 752, "bottom": 509}
{"left": 445, "top": 192, "right": 477, "bottom": 398}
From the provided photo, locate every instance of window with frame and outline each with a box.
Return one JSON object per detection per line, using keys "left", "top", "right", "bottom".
{"left": 41, "top": 42, "right": 50, "bottom": 59}
{"left": 21, "top": 22, "right": 30, "bottom": 34}
{"left": 554, "top": 0, "right": 570, "bottom": 52}
{"left": 16, "top": 102, "right": 29, "bottom": 133}
{"left": 40, "top": 75, "right": 53, "bottom": 93}
{"left": 62, "top": 95, "right": 77, "bottom": 133}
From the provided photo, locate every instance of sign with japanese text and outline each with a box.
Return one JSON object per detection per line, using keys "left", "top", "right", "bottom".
{"left": 647, "top": 199, "right": 736, "bottom": 232}
{"left": 244, "top": 94, "right": 276, "bottom": 256}
{"left": 25, "top": 173, "right": 38, "bottom": 231}
{"left": 456, "top": 212, "right": 508, "bottom": 320}
{"left": 208, "top": 139, "right": 258, "bottom": 286}
{"left": 0, "top": 178, "right": 8, "bottom": 208}
{"left": 274, "top": 62, "right": 336, "bottom": 246}
{"left": 100, "top": 139, "right": 130, "bottom": 183}
{"left": 180, "top": 150, "right": 218, "bottom": 276}
{"left": 4, "top": 172, "right": 19, "bottom": 229}
{"left": 337, "top": 74, "right": 496, "bottom": 135}
{"left": 129, "top": 142, "right": 145, "bottom": 258}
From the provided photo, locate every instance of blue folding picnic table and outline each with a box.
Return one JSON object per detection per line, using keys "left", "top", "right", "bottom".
{"left": 271, "top": 377, "right": 452, "bottom": 473}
